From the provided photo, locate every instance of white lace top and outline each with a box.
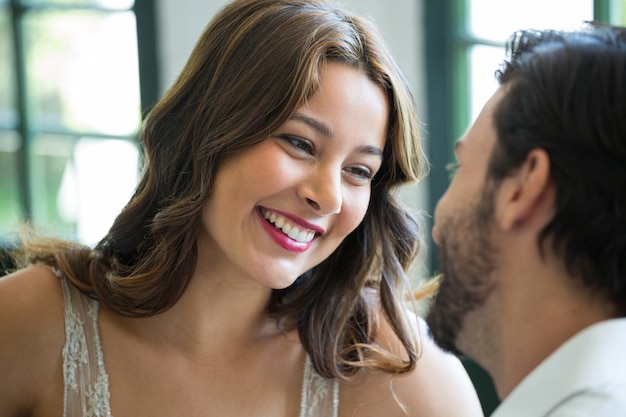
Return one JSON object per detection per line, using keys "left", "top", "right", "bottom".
{"left": 60, "top": 276, "right": 339, "bottom": 417}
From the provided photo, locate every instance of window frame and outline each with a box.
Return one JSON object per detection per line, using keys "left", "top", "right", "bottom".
{"left": 2, "top": 0, "right": 159, "bottom": 226}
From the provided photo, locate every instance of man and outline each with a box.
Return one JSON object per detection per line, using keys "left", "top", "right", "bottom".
{"left": 426, "top": 22, "right": 626, "bottom": 416}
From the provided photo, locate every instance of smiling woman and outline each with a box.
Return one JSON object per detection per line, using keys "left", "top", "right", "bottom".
{"left": 0, "top": 1, "right": 483, "bottom": 416}
{"left": 198, "top": 63, "right": 388, "bottom": 288}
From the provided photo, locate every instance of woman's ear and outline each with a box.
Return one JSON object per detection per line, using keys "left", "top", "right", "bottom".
{"left": 496, "top": 149, "right": 554, "bottom": 232}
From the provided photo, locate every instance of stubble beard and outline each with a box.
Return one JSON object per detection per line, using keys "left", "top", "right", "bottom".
{"left": 426, "top": 184, "right": 498, "bottom": 357}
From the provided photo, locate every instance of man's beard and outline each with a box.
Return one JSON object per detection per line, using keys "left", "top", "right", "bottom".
{"left": 426, "top": 184, "right": 498, "bottom": 356}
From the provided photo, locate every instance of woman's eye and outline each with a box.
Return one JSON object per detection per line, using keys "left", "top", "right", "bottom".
{"left": 345, "top": 165, "right": 373, "bottom": 180}
{"left": 282, "top": 135, "right": 314, "bottom": 155}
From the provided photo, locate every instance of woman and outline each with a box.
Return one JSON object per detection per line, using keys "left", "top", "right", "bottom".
{"left": 0, "top": 0, "right": 483, "bottom": 416}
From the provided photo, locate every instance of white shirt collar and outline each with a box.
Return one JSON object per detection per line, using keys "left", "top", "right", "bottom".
{"left": 492, "top": 318, "right": 626, "bottom": 417}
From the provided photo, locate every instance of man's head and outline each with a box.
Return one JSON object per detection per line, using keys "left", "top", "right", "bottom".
{"left": 427, "top": 22, "right": 626, "bottom": 357}
{"left": 491, "top": 23, "right": 626, "bottom": 312}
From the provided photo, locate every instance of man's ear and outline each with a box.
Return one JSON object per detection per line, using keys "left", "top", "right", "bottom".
{"left": 496, "top": 149, "right": 554, "bottom": 231}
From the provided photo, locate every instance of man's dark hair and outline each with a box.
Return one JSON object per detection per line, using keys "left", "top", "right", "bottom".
{"left": 490, "top": 22, "right": 626, "bottom": 313}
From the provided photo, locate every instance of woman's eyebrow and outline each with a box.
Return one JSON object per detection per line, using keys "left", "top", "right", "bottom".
{"left": 356, "top": 145, "right": 383, "bottom": 157}
{"left": 290, "top": 112, "right": 383, "bottom": 157}
{"left": 291, "top": 113, "right": 333, "bottom": 138}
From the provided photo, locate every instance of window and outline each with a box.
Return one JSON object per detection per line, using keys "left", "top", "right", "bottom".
{"left": 424, "top": 1, "right": 625, "bottom": 414}
{"left": 0, "top": 0, "right": 158, "bottom": 244}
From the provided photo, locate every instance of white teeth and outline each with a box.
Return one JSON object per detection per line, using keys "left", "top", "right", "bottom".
{"left": 261, "top": 208, "right": 316, "bottom": 243}
{"left": 275, "top": 216, "right": 284, "bottom": 228}
{"left": 287, "top": 228, "right": 300, "bottom": 239}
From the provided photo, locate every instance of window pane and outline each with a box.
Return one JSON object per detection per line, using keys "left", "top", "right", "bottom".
{"left": 29, "top": 133, "right": 76, "bottom": 237}
{"left": 0, "top": 8, "right": 17, "bottom": 129}
{"left": 30, "top": 134, "right": 139, "bottom": 243}
{"left": 23, "top": 9, "right": 141, "bottom": 136}
{"left": 21, "top": 0, "right": 134, "bottom": 10}
{"left": 469, "top": 45, "right": 505, "bottom": 123}
{"left": 468, "top": 0, "right": 594, "bottom": 42}
{"left": 0, "top": 132, "right": 22, "bottom": 235}
{"left": 616, "top": 0, "right": 626, "bottom": 24}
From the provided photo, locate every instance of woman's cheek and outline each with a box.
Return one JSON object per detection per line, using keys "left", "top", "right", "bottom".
{"left": 342, "top": 189, "right": 371, "bottom": 235}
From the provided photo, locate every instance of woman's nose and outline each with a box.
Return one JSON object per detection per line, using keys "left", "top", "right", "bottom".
{"left": 298, "top": 166, "right": 342, "bottom": 215}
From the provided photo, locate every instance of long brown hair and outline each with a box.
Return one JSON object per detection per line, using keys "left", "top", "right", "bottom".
{"left": 22, "top": 0, "right": 425, "bottom": 379}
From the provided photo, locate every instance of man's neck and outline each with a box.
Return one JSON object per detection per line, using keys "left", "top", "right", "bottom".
{"left": 486, "top": 267, "right": 617, "bottom": 399}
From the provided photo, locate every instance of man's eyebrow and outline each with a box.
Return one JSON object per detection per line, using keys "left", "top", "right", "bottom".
{"left": 291, "top": 113, "right": 333, "bottom": 138}
{"left": 454, "top": 141, "right": 463, "bottom": 156}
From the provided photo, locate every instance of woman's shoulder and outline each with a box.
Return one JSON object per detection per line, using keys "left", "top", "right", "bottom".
{"left": 338, "top": 311, "right": 484, "bottom": 417}
{"left": 0, "top": 264, "right": 66, "bottom": 343}
{"left": 0, "top": 263, "right": 66, "bottom": 314}
{"left": 402, "top": 316, "right": 484, "bottom": 416}
{"left": 0, "top": 265, "right": 67, "bottom": 416}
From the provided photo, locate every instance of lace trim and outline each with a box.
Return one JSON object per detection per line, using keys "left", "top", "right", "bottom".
{"left": 85, "top": 301, "right": 112, "bottom": 417}
{"left": 61, "top": 279, "right": 89, "bottom": 392}
{"left": 300, "top": 355, "right": 339, "bottom": 417}
{"left": 61, "top": 277, "right": 112, "bottom": 417}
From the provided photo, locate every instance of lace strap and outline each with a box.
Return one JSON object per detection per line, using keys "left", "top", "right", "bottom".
{"left": 60, "top": 275, "right": 113, "bottom": 417}
{"left": 299, "top": 355, "right": 339, "bottom": 417}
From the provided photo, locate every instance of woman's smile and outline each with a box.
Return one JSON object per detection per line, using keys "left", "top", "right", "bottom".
{"left": 257, "top": 208, "right": 319, "bottom": 252}
{"left": 258, "top": 207, "right": 323, "bottom": 244}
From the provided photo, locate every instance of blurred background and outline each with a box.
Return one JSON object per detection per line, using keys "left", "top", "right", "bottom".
{"left": 1, "top": 0, "right": 625, "bottom": 414}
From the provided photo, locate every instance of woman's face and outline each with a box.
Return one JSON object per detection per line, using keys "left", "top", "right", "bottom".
{"left": 197, "top": 62, "right": 389, "bottom": 289}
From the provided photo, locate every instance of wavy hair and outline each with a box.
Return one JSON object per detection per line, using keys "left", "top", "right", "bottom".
{"left": 22, "top": 0, "right": 425, "bottom": 378}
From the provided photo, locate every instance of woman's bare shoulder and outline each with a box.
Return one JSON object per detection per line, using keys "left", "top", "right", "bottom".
{"left": 0, "top": 265, "right": 66, "bottom": 416}
{"left": 404, "top": 316, "right": 484, "bottom": 416}
{"left": 339, "top": 310, "right": 484, "bottom": 417}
